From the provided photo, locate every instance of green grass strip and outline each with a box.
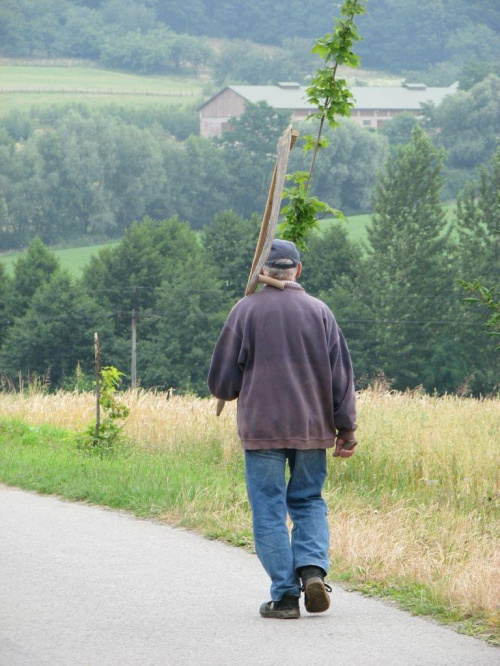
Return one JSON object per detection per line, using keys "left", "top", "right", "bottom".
{"left": 0, "top": 419, "right": 250, "bottom": 537}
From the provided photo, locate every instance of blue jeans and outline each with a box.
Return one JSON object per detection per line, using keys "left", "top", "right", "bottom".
{"left": 245, "top": 448, "right": 329, "bottom": 601}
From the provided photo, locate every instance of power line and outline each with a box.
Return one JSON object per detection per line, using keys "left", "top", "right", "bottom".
{"left": 84, "top": 285, "right": 235, "bottom": 295}
{"left": 0, "top": 310, "right": 486, "bottom": 327}
{"left": 337, "top": 319, "right": 466, "bottom": 325}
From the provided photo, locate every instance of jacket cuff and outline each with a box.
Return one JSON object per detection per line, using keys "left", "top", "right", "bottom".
{"left": 336, "top": 428, "right": 357, "bottom": 441}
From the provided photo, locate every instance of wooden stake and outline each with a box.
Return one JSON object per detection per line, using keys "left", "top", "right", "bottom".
{"left": 216, "top": 126, "right": 298, "bottom": 417}
{"left": 131, "top": 286, "right": 137, "bottom": 389}
{"left": 131, "top": 309, "right": 137, "bottom": 390}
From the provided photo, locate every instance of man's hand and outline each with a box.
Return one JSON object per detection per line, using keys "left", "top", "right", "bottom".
{"left": 333, "top": 436, "right": 357, "bottom": 458}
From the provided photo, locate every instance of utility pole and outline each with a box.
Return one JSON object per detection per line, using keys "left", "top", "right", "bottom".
{"left": 131, "top": 286, "right": 137, "bottom": 389}
{"left": 94, "top": 332, "right": 100, "bottom": 441}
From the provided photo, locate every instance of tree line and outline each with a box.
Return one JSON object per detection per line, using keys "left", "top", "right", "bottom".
{"left": 1, "top": 132, "right": 499, "bottom": 398}
{"left": 1, "top": 1, "right": 499, "bottom": 85}
{"left": 0, "top": 101, "right": 389, "bottom": 249}
{"left": 2, "top": 74, "right": 499, "bottom": 250}
{"left": 0, "top": 0, "right": 315, "bottom": 82}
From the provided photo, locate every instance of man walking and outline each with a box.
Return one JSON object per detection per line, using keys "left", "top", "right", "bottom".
{"left": 208, "top": 239, "right": 357, "bottom": 619}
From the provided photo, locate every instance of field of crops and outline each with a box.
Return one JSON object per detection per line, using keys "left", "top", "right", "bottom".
{"left": 0, "top": 63, "right": 205, "bottom": 116}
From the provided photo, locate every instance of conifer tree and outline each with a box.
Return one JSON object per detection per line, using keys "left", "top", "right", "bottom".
{"left": 8, "top": 238, "right": 60, "bottom": 319}
{"left": 0, "top": 264, "right": 10, "bottom": 346}
{"left": 1, "top": 271, "right": 111, "bottom": 386}
{"left": 364, "top": 126, "right": 456, "bottom": 390}
{"left": 454, "top": 148, "right": 500, "bottom": 393}
{"left": 456, "top": 146, "right": 500, "bottom": 284}
{"left": 202, "top": 210, "right": 259, "bottom": 300}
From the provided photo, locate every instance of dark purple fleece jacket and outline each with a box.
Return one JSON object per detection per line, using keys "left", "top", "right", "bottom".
{"left": 208, "top": 284, "right": 357, "bottom": 450}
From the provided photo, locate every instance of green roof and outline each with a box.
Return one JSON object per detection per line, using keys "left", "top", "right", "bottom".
{"left": 201, "top": 83, "right": 458, "bottom": 112}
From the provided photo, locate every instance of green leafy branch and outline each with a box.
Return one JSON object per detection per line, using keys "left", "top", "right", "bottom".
{"left": 459, "top": 279, "right": 500, "bottom": 348}
{"left": 280, "top": 0, "right": 366, "bottom": 249}
{"left": 281, "top": 172, "right": 345, "bottom": 250}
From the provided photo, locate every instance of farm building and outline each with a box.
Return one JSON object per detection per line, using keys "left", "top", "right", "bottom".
{"left": 199, "top": 82, "right": 458, "bottom": 137}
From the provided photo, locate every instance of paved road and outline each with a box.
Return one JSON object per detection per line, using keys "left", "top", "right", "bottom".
{"left": 1, "top": 485, "right": 499, "bottom": 666}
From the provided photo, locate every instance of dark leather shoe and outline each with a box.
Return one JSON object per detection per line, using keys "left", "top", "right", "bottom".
{"left": 259, "top": 593, "right": 300, "bottom": 619}
{"left": 300, "top": 566, "right": 332, "bottom": 613}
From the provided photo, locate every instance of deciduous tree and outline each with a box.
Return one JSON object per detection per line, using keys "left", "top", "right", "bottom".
{"left": 430, "top": 75, "right": 500, "bottom": 193}
{"left": 292, "top": 120, "right": 388, "bottom": 214}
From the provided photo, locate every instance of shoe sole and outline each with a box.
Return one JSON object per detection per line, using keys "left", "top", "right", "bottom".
{"left": 260, "top": 608, "right": 300, "bottom": 620}
{"left": 304, "top": 579, "right": 330, "bottom": 613}
{"left": 259, "top": 609, "right": 300, "bottom": 619}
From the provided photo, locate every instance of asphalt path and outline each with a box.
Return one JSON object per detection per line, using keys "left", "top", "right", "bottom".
{"left": 1, "top": 485, "right": 499, "bottom": 666}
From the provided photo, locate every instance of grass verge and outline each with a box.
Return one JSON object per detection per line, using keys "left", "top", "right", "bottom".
{"left": 0, "top": 418, "right": 252, "bottom": 546}
{"left": 0, "top": 390, "right": 499, "bottom": 644}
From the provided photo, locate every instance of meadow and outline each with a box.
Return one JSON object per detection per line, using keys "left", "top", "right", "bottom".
{"left": 0, "top": 387, "right": 498, "bottom": 643}
{"left": 321, "top": 213, "right": 371, "bottom": 246}
{"left": 320, "top": 202, "right": 457, "bottom": 247}
{"left": 0, "top": 203, "right": 459, "bottom": 276}
{"left": 0, "top": 215, "right": 373, "bottom": 277}
{"left": 0, "top": 63, "right": 205, "bottom": 116}
{"left": 0, "top": 242, "right": 119, "bottom": 276}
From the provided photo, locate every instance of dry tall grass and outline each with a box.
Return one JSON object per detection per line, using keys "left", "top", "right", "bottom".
{"left": 0, "top": 389, "right": 239, "bottom": 455}
{"left": 1, "top": 388, "right": 499, "bottom": 627}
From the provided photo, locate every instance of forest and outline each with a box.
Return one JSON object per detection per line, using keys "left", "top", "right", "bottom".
{"left": 1, "top": 75, "right": 499, "bottom": 250}
{"left": 1, "top": 134, "right": 499, "bottom": 398}
{"left": 1, "top": 0, "right": 500, "bottom": 80}
{"left": 0, "top": 0, "right": 499, "bottom": 398}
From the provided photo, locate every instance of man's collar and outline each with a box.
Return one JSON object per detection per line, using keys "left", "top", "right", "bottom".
{"left": 281, "top": 281, "right": 304, "bottom": 290}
